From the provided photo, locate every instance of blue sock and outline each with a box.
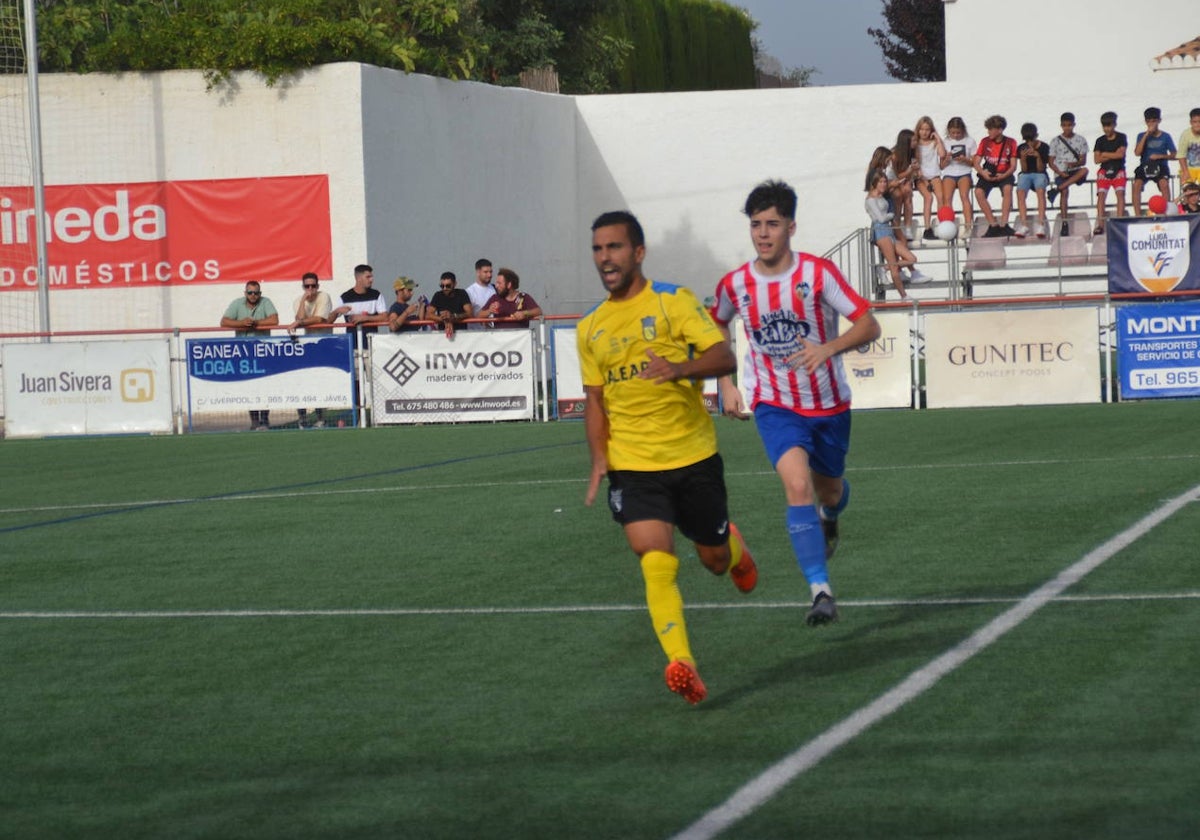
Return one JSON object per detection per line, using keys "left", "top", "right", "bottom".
{"left": 786, "top": 505, "right": 828, "bottom": 586}
{"left": 822, "top": 478, "right": 851, "bottom": 520}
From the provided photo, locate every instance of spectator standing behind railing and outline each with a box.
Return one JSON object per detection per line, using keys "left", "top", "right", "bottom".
{"left": 1177, "top": 108, "right": 1200, "bottom": 186}
{"left": 330, "top": 264, "right": 388, "bottom": 341}
{"left": 1132, "top": 106, "right": 1177, "bottom": 217}
{"left": 426, "top": 271, "right": 473, "bottom": 338}
{"left": 1014, "top": 122, "right": 1051, "bottom": 239}
{"left": 220, "top": 280, "right": 279, "bottom": 430}
{"left": 1047, "top": 112, "right": 1089, "bottom": 232}
{"left": 973, "top": 115, "right": 1018, "bottom": 238}
{"left": 478, "top": 268, "right": 543, "bottom": 329}
{"left": 388, "top": 276, "right": 423, "bottom": 332}
{"left": 466, "top": 258, "right": 495, "bottom": 328}
{"left": 939, "top": 116, "right": 976, "bottom": 241}
{"left": 1093, "top": 111, "right": 1128, "bottom": 234}
{"left": 287, "top": 271, "right": 333, "bottom": 428}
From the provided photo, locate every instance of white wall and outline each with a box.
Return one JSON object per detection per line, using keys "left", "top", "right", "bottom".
{"left": 3, "top": 0, "right": 1198, "bottom": 335}
{"left": 3, "top": 64, "right": 368, "bottom": 333}
{"left": 945, "top": 0, "right": 1197, "bottom": 86}
{"left": 358, "top": 67, "right": 583, "bottom": 313}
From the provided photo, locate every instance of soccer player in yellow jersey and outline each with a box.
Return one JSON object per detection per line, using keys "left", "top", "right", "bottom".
{"left": 578, "top": 210, "right": 757, "bottom": 705}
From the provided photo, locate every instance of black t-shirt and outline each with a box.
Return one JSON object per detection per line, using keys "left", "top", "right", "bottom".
{"left": 430, "top": 288, "right": 471, "bottom": 319}
{"left": 1094, "top": 132, "right": 1127, "bottom": 176}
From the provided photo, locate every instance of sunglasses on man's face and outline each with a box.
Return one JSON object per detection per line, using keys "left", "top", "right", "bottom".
{"left": 246, "top": 290, "right": 261, "bottom": 296}
{"left": 303, "top": 283, "right": 318, "bottom": 289}
{"left": 440, "top": 284, "right": 453, "bottom": 289}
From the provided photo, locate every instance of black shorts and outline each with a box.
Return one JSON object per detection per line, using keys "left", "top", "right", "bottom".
{"left": 975, "top": 175, "right": 1015, "bottom": 195}
{"left": 607, "top": 453, "right": 730, "bottom": 546}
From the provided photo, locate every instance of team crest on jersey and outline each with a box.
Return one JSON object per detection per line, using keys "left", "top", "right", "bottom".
{"left": 752, "top": 310, "right": 810, "bottom": 358}
{"left": 795, "top": 280, "right": 812, "bottom": 298}
{"left": 641, "top": 316, "right": 657, "bottom": 341}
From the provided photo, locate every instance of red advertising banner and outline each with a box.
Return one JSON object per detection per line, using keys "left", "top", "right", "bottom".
{"left": 0, "top": 175, "right": 332, "bottom": 291}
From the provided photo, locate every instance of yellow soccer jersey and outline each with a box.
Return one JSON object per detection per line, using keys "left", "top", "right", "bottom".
{"left": 577, "top": 280, "right": 724, "bottom": 471}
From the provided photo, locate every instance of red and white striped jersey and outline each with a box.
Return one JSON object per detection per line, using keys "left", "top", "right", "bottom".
{"left": 712, "top": 252, "right": 871, "bottom": 416}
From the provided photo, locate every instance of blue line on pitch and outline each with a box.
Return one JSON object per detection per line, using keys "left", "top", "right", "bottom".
{"left": 0, "top": 441, "right": 581, "bottom": 535}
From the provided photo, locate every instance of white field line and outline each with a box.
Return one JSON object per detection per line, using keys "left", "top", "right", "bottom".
{"left": 3, "top": 591, "right": 1200, "bottom": 620}
{"left": 670, "top": 480, "right": 1200, "bottom": 840}
{"left": 2, "top": 453, "right": 1196, "bottom": 516}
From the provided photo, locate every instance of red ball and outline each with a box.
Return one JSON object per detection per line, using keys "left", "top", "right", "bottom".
{"left": 937, "top": 207, "right": 956, "bottom": 223}
{"left": 1148, "top": 195, "right": 1167, "bottom": 215}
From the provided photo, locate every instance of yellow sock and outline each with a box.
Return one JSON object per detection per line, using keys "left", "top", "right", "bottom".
{"left": 728, "top": 525, "right": 744, "bottom": 571}
{"left": 640, "top": 550, "right": 692, "bottom": 663}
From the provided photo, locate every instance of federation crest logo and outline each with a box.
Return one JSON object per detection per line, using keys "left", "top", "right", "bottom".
{"left": 641, "top": 316, "right": 657, "bottom": 341}
{"left": 1127, "top": 221, "right": 1190, "bottom": 294}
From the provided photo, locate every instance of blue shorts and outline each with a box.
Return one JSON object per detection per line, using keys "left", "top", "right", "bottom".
{"left": 753, "top": 402, "right": 851, "bottom": 478}
{"left": 871, "top": 221, "right": 894, "bottom": 243}
{"left": 1017, "top": 172, "right": 1049, "bottom": 192}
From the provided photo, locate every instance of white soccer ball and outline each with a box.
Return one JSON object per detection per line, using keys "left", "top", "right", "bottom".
{"left": 934, "top": 219, "right": 959, "bottom": 241}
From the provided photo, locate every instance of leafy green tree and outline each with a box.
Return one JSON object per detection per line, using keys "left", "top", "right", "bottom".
{"left": 867, "top": 0, "right": 945, "bottom": 82}
{"left": 34, "top": 0, "right": 478, "bottom": 87}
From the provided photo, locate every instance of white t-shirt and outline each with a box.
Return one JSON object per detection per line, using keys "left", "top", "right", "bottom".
{"left": 941, "top": 135, "right": 976, "bottom": 177}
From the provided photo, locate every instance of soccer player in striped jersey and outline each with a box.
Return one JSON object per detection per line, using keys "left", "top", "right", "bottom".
{"left": 578, "top": 210, "right": 757, "bottom": 705}
{"left": 712, "top": 180, "right": 880, "bottom": 625}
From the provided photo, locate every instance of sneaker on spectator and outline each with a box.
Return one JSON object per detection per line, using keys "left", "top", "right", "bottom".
{"left": 1094, "top": 222, "right": 1105, "bottom": 235}
{"left": 922, "top": 228, "right": 936, "bottom": 241}
{"left": 1013, "top": 224, "right": 1029, "bottom": 239}
{"left": 983, "top": 225, "right": 1004, "bottom": 238}
{"left": 1000, "top": 224, "right": 1016, "bottom": 237}
{"left": 906, "top": 268, "right": 932, "bottom": 284}
{"left": 664, "top": 659, "right": 707, "bottom": 705}
{"left": 1033, "top": 220, "right": 1047, "bottom": 239}
{"left": 1046, "top": 187, "right": 1059, "bottom": 204}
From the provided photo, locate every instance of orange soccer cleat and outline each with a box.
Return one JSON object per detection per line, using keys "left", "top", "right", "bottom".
{"left": 728, "top": 523, "right": 758, "bottom": 594}
{"left": 664, "top": 659, "right": 708, "bottom": 705}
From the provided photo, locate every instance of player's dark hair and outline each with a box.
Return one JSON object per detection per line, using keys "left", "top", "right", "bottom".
{"left": 1144, "top": 106, "right": 1161, "bottom": 121}
{"left": 743, "top": 179, "right": 797, "bottom": 219}
{"left": 1101, "top": 111, "right": 1117, "bottom": 126}
{"left": 440, "top": 271, "right": 456, "bottom": 283}
{"left": 1192, "top": 108, "right": 1200, "bottom": 120}
{"left": 301, "top": 272, "right": 318, "bottom": 283}
{"left": 1020, "top": 122, "right": 1037, "bottom": 141}
{"left": 591, "top": 211, "right": 645, "bottom": 248}
{"left": 1060, "top": 112, "right": 1075, "bottom": 123}
{"left": 984, "top": 114, "right": 1007, "bottom": 130}
{"left": 354, "top": 264, "right": 373, "bottom": 276}
{"left": 497, "top": 267, "right": 520, "bottom": 289}
{"left": 474, "top": 258, "right": 492, "bottom": 270}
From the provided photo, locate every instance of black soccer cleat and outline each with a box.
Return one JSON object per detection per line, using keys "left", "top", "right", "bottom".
{"left": 805, "top": 592, "right": 839, "bottom": 626}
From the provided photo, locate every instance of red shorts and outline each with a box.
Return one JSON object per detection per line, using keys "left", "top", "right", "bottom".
{"left": 1097, "top": 170, "right": 1127, "bottom": 191}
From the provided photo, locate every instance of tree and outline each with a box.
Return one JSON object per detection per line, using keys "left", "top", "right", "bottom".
{"left": 867, "top": 0, "right": 944, "bottom": 83}
{"left": 33, "top": 0, "right": 479, "bottom": 87}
